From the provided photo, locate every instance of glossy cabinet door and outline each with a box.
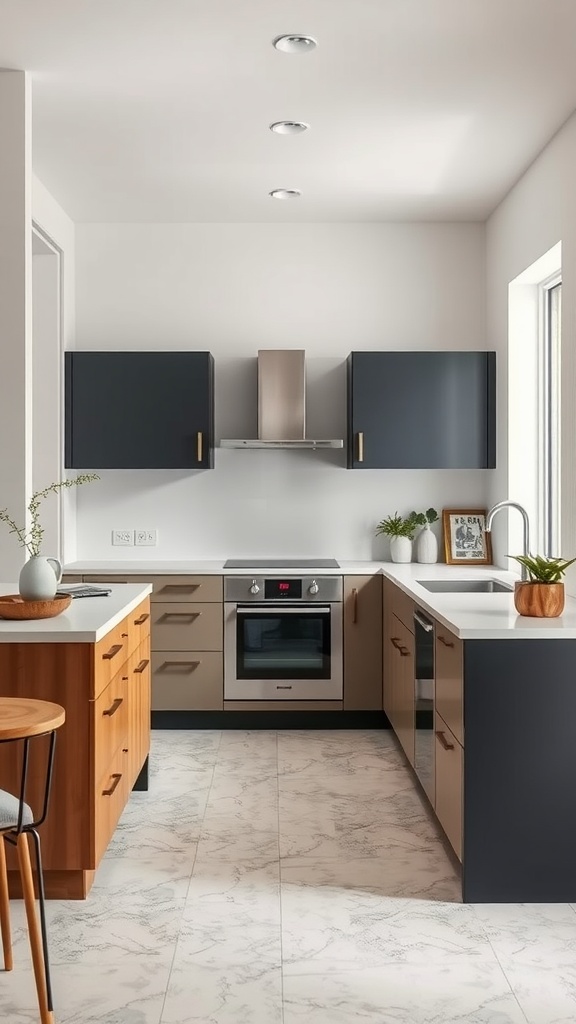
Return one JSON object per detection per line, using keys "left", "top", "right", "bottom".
{"left": 347, "top": 351, "right": 496, "bottom": 469}
{"left": 65, "top": 351, "right": 214, "bottom": 469}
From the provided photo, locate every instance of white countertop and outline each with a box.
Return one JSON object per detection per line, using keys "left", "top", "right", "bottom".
{"left": 380, "top": 563, "right": 576, "bottom": 640}
{"left": 63, "top": 560, "right": 383, "bottom": 575}
{"left": 62, "top": 559, "right": 576, "bottom": 640}
{"left": 0, "top": 583, "right": 152, "bottom": 643}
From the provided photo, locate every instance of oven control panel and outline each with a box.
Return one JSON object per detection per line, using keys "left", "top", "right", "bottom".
{"left": 224, "top": 576, "right": 343, "bottom": 603}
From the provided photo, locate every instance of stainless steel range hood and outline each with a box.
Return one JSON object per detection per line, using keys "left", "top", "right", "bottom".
{"left": 220, "top": 350, "right": 344, "bottom": 450}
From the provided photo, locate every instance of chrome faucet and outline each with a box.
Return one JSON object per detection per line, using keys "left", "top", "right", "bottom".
{"left": 485, "top": 501, "right": 531, "bottom": 581}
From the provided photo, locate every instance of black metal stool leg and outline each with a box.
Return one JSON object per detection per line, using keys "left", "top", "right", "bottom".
{"left": 28, "top": 828, "right": 54, "bottom": 1013}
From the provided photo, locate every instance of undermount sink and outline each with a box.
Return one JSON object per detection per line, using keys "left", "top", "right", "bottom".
{"left": 417, "top": 579, "right": 514, "bottom": 594}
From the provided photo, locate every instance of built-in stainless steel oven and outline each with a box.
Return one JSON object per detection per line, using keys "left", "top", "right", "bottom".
{"left": 224, "top": 575, "right": 343, "bottom": 700}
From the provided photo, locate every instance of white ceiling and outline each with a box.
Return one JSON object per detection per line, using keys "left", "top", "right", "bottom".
{"left": 1, "top": 0, "right": 576, "bottom": 223}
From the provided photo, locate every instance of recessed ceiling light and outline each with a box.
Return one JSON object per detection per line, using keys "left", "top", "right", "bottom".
{"left": 269, "top": 189, "right": 302, "bottom": 200}
{"left": 269, "top": 121, "right": 309, "bottom": 135}
{"left": 273, "top": 35, "right": 317, "bottom": 54}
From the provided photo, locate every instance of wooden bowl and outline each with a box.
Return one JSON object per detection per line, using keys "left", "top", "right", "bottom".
{"left": 514, "top": 581, "right": 565, "bottom": 618}
{"left": 0, "top": 593, "right": 72, "bottom": 620}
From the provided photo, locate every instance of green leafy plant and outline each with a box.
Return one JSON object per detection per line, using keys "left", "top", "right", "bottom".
{"left": 511, "top": 554, "right": 576, "bottom": 584}
{"left": 376, "top": 512, "right": 418, "bottom": 540}
{"left": 410, "top": 507, "right": 439, "bottom": 528}
{"left": 0, "top": 475, "right": 99, "bottom": 558}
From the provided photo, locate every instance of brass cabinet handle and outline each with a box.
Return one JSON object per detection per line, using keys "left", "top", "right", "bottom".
{"left": 102, "top": 773, "right": 122, "bottom": 797}
{"left": 438, "top": 635, "right": 455, "bottom": 648}
{"left": 133, "top": 613, "right": 150, "bottom": 626}
{"left": 436, "top": 730, "right": 455, "bottom": 751}
{"left": 134, "top": 659, "right": 150, "bottom": 674}
{"left": 197, "top": 431, "right": 203, "bottom": 463}
{"left": 102, "top": 643, "right": 123, "bottom": 661}
{"left": 159, "top": 612, "right": 201, "bottom": 622}
{"left": 357, "top": 431, "right": 364, "bottom": 463}
{"left": 103, "top": 697, "right": 123, "bottom": 717}
{"left": 352, "top": 588, "right": 358, "bottom": 624}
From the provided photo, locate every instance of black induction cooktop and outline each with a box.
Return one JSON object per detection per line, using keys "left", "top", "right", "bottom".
{"left": 223, "top": 558, "right": 340, "bottom": 569}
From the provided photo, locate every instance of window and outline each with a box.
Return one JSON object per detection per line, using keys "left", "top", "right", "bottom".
{"left": 508, "top": 242, "right": 561, "bottom": 568}
{"left": 539, "top": 278, "right": 561, "bottom": 556}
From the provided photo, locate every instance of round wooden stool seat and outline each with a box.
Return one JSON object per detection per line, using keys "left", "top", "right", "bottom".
{"left": 0, "top": 698, "right": 65, "bottom": 741}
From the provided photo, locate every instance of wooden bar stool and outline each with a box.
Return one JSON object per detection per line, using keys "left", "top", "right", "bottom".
{"left": 0, "top": 697, "right": 65, "bottom": 1024}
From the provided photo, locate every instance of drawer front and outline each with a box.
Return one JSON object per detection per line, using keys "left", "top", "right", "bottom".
{"left": 152, "top": 602, "right": 223, "bottom": 651}
{"left": 435, "top": 628, "right": 463, "bottom": 745}
{"left": 152, "top": 651, "right": 223, "bottom": 710}
{"left": 93, "top": 663, "right": 131, "bottom": 784}
{"left": 127, "top": 638, "right": 151, "bottom": 786}
{"left": 128, "top": 597, "right": 151, "bottom": 655}
{"left": 434, "top": 712, "right": 463, "bottom": 861}
{"left": 148, "top": 576, "right": 222, "bottom": 603}
{"left": 93, "top": 616, "right": 130, "bottom": 697}
{"left": 386, "top": 581, "right": 414, "bottom": 633}
{"left": 93, "top": 745, "right": 129, "bottom": 867}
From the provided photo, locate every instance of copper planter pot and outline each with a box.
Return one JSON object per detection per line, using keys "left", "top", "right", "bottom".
{"left": 514, "top": 581, "right": 565, "bottom": 618}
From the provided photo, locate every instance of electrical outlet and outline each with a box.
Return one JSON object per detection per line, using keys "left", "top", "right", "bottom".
{"left": 135, "top": 529, "right": 158, "bottom": 546}
{"left": 112, "top": 529, "right": 133, "bottom": 546}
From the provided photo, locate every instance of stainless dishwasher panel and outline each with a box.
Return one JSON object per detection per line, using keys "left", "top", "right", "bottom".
{"left": 413, "top": 608, "right": 435, "bottom": 803}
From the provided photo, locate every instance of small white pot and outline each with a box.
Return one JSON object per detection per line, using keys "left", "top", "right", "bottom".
{"left": 416, "top": 523, "right": 438, "bottom": 564}
{"left": 19, "top": 555, "right": 62, "bottom": 601}
{"left": 389, "top": 536, "right": 412, "bottom": 563}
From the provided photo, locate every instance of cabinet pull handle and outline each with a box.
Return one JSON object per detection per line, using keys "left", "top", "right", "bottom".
{"left": 436, "top": 730, "right": 455, "bottom": 751}
{"left": 160, "top": 660, "right": 201, "bottom": 673}
{"left": 399, "top": 647, "right": 410, "bottom": 657}
{"left": 121, "top": 632, "right": 128, "bottom": 639}
{"left": 134, "top": 659, "right": 150, "bottom": 674}
{"left": 161, "top": 584, "right": 199, "bottom": 594}
{"left": 102, "top": 643, "right": 123, "bottom": 661}
{"left": 134, "top": 613, "right": 150, "bottom": 626}
{"left": 357, "top": 431, "right": 364, "bottom": 463}
{"left": 390, "top": 637, "right": 402, "bottom": 649}
{"left": 352, "top": 588, "right": 358, "bottom": 624}
{"left": 102, "top": 773, "right": 122, "bottom": 797}
{"left": 197, "top": 431, "right": 203, "bottom": 463}
{"left": 159, "top": 612, "right": 201, "bottom": 622}
{"left": 438, "top": 635, "right": 455, "bottom": 648}
{"left": 103, "top": 697, "right": 123, "bottom": 717}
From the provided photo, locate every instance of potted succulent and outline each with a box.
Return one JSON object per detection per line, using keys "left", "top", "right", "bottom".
{"left": 511, "top": 554, "right": 576, "bottom": 617}
{"left": 410, "top": 507, "right": 439, "bottom": 564}
{"left": 0, "top": 475, "right": 99, "bottom": 600}
{"left": 376, "top": 512, "right": 418, "bottom": 563}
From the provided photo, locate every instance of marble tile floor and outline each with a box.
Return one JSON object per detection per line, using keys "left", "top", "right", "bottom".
{"left": 3, "top": 729, "right": 576, "bottom": 1023}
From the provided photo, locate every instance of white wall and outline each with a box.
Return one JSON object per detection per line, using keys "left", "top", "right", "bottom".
{"left": 486, "top": 111, "right": 576, "bottom": 589}
{"left": 73, "top": 222, "right": 490, "bottom": 560}
{"left": 0, "top": 71, "right": 33, "bottom": 580}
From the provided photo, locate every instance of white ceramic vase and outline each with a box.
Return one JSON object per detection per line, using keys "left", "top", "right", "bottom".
{"left": 416, "top": 523, "right": 438, "bottom": 564}
{"left": 389, "top": 536, "right": 412, "bottom": 563}
{"left": 19, "top": 555, "right": 62, "bottom": 601}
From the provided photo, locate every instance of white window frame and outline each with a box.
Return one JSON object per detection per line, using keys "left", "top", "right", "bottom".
{"left": 538, "top": 274, "right": 561, "bottom": 557}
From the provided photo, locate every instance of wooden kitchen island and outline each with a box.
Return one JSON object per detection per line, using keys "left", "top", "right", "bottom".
{"left": 0, "top": 583, "right": 152, "bottom": 898}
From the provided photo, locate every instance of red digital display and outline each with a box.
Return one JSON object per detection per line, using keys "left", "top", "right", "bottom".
{"left": 279, "top": 583, "right": 290, "bottom": 591}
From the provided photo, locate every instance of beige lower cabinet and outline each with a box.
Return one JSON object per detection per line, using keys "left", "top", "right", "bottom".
{"left": 391, "top": 614, "right": 415, "bottom": 765}
{"left": 343, "top": 575, "right": 382, "bottom": 710}
{"left": 434, "top": 711, "right": 463, "bottom": 861}
{"left": 82, "top": 574, "right": 224, "bottom": 711}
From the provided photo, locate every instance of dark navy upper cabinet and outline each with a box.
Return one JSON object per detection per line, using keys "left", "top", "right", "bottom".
{"left": 347, "top": 351, "right": 496, "bottom": 469}
{"left": 65, "top": 351, "right": 214, "bottom": 469}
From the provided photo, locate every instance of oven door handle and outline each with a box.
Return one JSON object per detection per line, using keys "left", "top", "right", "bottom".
{"left": 236, "top": 606, "right": 331, "bottom": 615}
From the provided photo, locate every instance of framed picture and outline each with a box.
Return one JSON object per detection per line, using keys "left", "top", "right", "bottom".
{"left": 442, "top": 508, "right": 492, "bottom": 565}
